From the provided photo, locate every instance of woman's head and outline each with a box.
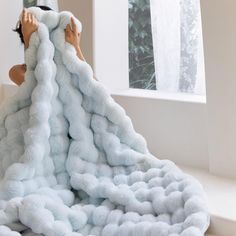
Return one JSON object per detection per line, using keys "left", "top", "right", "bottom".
{"left": 14, "top": 5, "right": 53, "bottom": 44}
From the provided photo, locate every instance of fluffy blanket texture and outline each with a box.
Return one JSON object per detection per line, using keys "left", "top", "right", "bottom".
{"left": 0, "top": 7, "right": 210, "bottom": 236}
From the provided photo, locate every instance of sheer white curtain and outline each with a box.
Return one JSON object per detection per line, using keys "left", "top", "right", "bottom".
{"left": 150, "top": 0, "right": 205, "bottom": 95}
{"left": 37, "top": 0, "right": 59, "bottom": 11}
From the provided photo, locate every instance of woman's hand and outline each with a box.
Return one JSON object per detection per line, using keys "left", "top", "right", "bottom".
{"left": 21, "top": 8, "right": 39, "bottom": 49}
{"left": 65, "top": 17, "right": 86, "bottom": 61}
{"left": 65, "top": 17, "right": 81, "bottom": 49}
{"left": 65, "top": 17, "right": 98, "bottom": 81}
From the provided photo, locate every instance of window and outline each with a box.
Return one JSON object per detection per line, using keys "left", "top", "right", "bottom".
{"left": 129, "top": 0, "right": 206, "bottom": 95}
{"left": 129, "top": 0, "right": 156, "bottom": 90}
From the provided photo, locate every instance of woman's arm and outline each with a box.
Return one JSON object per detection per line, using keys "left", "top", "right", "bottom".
{"left": 65, "top": 17, "right": 98, "bottom": 81}
{"left": 75, "top": 45, "right": 86, "bottom": 62}
{"left": 9, "top": 9, "right": 38, "bottom": 86}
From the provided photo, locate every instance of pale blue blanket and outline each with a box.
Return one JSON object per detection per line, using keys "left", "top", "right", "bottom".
{"left": 0, "top": 7, "right": 209, "bottom": 236}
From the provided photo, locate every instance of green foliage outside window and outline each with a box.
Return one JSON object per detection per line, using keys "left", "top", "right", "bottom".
{"left": 129, "top": 0, "right": 156, "bottom": 90}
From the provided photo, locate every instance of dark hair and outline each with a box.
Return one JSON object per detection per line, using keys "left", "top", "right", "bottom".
{"left": 13, "top": 5, "right": 53, "bottom": 44}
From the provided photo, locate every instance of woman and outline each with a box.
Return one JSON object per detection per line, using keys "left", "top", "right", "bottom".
{"left": 9, "top": 6, "right": 97, "bottom": 86}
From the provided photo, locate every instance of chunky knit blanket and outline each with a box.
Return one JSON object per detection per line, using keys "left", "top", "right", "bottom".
{"left": 0, "top": 7, "right": 210, "bottom": 236}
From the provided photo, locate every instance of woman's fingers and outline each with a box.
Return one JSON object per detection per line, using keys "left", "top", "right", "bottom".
{"left": 66, "top": 24, "right": 71, "bottom": 32}
{"left": 32, "top": 15, "right": 38, "bottom": 26}
{"left": 71, "top": 17, "right": 78, "bottom": 34}
{"left": 22, "top": 8, "right": 27, "bottom": 23}
{"left": 22, "top": 10, "right": 30, "bottom": 24}
{"left": 28, "top": 13, "right": 33, "bottom": 23}
{"left": 22, "top": 9, "right": 37, "bottom": 24}
{"left": 26, "top": 12, "right": 30, "bottom": 22}
{"left": 66, "top": 24, "right": 73, "bottom": 35}
{"left": 32, "top": 15, "right": 35, "bottom": 25}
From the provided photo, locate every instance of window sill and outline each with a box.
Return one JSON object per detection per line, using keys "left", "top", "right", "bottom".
{"left": 110, "top": 88, "right": 206, "bottom": 104}
{"left": 1, "top": 84, "right": 206, "bottom": 105}
{"left": 180, "top": 165, "right": 236, "bottom": 236}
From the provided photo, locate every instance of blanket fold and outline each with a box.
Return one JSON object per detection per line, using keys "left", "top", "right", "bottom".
{"left": 0, "top": 7, "right": 209, "bottom": 236}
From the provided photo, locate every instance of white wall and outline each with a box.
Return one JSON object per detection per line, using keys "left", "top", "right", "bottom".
{"left": 0, "top": 1, "right": 24, "bottom": 84}
{"left": 201, "top": 0, "right": 236, "bottom": 178}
